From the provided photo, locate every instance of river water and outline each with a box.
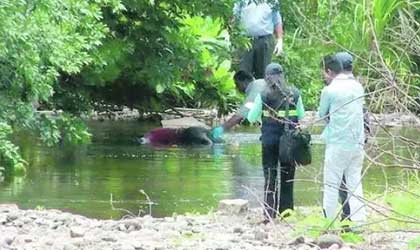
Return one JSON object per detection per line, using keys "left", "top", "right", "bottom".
{"left": 0, "top": 121, "right": 417, "bottom": 219}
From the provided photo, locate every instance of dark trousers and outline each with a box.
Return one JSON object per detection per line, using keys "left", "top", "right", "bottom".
{"left": 339, "top": 176, "right": 351, "bottom": 221}
{"left": 262, "top": 143, "right": 296, "bottom": 219}
{"left": 237, "top": 35, "right": 275, "bottom": 79}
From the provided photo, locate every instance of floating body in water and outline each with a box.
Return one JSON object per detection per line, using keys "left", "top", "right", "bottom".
{"left": 137, "top": 127, "right": 222, "bottom": 146}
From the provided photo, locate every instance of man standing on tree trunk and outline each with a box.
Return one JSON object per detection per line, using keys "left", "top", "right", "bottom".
{"left": 233, "top": 0, "right": 284, "bottom": 79}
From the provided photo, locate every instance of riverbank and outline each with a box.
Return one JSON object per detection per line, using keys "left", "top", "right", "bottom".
{"left": 1, "top": 202, "right": 418, "bottom": 250}
{"left": 84, "top": 108, "right": 419, "bottom": 128}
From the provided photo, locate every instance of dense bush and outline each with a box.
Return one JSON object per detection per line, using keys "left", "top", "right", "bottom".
{"left": 0, "top": 0, "right": 123, "bottom": 171}
{"left": 53, "top": 0, "right": 238, "bottom": 115}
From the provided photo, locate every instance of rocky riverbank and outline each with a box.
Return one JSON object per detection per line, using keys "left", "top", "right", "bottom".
{"left": 85, "top": 107, "right": 419, "bottom": 128}
{"left": 1, "top": 201, "right": 418, "bottom": 250}
{"left": 36, "top": 106, "right": 420, "bottom": 129}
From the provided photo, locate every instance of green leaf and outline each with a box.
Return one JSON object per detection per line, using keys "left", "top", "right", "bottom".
{"left": 156, "top": 84, "right": 166, "bottom": 94}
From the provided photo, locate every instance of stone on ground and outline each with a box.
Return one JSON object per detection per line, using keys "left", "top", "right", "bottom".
{"left": 218, "top": 199, "right": 249, "bottom": 215}
{"left": 316, "top": 234, "right": 344, "bottom": 249}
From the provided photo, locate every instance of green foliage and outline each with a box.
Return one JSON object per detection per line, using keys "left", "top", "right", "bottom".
{"left": 386, "top": 193, "right": 420, "bottom": 219}
{"left": 37, "top": 115, "right": 91, "bottom": 146}
{"left": 408, "top": 236, "right": 420, "bottom": 250}
{"left": 275, "top": 30, "right": 329, "bottom": 109}
{"left": 341, "top": 232, "right": 365, "bottom": 244}
{"left": 293, "top": 213, "right": 333, "bottom": 238}
{"left": 58, "top": 115, "right": 91, "bottom": 145}
{"left": 0, "top": 123, "right": 27, "bottom": 174}
{"left": 0, "top": 0, "right": 121, "bottom": 171}
{"left": 2, "top": 0, "right": 419, "bottom": 170}
{"left": 52, "top": 0, "right": 419, "bottom": 113}
{"left": 162, "top": 16, "right": 239, "bottom": 114}
{"left": 35, "top": 205, "right": 46, "bottom": 211}
{"left": 384, "top": 181, "right": 420, "bottom": 229}
{"left": 285, "top": 207, "right": 364, "bottom": 243}
{"left": 56, "top": 0, "right": 240, "bottom": 115}
{"left": 365, "top": 179, "right": 420, "bottom": 249}
{"left": 283, "top": 0, "right": 420, "bottom": 111}
{"left": 37, "top": 116, "right": 61, "bottom": 146}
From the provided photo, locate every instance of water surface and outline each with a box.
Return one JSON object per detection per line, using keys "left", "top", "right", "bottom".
{"left": 0, "top": 121, "right": 416, "bottom": 219}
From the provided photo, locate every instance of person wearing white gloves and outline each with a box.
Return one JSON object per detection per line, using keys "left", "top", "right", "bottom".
{"left": 233, "top": 0, "right": 284, "bottom": 79}
{"left": 318, "top": 54, "right": 367, "bottom": 225}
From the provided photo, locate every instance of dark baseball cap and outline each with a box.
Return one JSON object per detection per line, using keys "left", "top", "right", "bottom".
{"left": 265, "top": 63, "right": 283, "bottom": 76}
{"left": 335, "top": 52, "right": 353, "bottom": 70}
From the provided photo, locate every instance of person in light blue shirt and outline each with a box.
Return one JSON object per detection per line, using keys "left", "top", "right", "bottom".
{"left": 233, "top": 0, "right": 284, "bottom": 79}
{"left": 318, "top": 54, "right": 367, "bottom": 224}
{"left": 335, "top": 51, "right": 371, "bottom": 222}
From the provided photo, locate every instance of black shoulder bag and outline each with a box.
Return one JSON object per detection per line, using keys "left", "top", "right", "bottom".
{"left": 278, "top": 94, "right": 312, "bottom": 166}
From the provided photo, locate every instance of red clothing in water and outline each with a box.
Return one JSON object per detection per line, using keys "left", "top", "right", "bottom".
{"left": 144, "top": 128, "right": 181, "bottom": 145}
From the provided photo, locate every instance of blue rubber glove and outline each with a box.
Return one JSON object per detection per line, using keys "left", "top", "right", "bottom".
{"left": 211, "top": 126, "right": 224, "bottom": 140}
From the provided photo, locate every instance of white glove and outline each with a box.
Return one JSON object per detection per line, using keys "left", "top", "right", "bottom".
{"left": 273, "top": 38, "right": 283, "bottom": 56}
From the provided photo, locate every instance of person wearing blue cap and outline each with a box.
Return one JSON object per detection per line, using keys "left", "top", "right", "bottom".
{"left": 212, "top": 63, "right": 305, "bottom": 221}
{"left": 335, "top": 52, "right": 354, "bottom": 73}
{"left": 334, "top": 52, "right": 371, "bottom": 222}
{"left": 232, "top": 0, "right": 284, "bottom": 79}
{"left": 319, "top": 54, "right": 367, "bottom": 224}
{"left": 335, "top": 52, "right": 354, "bottom": 222}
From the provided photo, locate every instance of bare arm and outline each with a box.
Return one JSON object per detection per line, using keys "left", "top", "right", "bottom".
{"left": 222, "top": 114, "right": 244, "bottom": 131}
{"left": 274, "top": 23, "right": 283, "bottom": 40}
{"left": 272, "top": 12, "right": 284, "bottom": 55}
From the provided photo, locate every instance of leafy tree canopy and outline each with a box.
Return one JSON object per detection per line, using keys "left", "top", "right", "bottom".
{"left": 1, "top": 0, "right": 419, "bottom": 173}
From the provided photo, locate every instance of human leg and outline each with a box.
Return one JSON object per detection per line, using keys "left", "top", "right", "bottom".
{"left": 253, "top": 35, "right": 274, "bottom": 79}
{"left": 343, "top": 149, "right": 366, "bottom": 223}
{"left": 323, "top": 145, "right": 347, "bottom": 219}
{"left": 339, "top": 176, "right": 351, "bottom": 221}
{"left": 238, "top": 47, "right": 254, "bottom": 77}
{"left": 262, "top": 143, "right": 280, "bottom": 219}
{"left": 278, "top": 161, "right": 296, "bottom": 215}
